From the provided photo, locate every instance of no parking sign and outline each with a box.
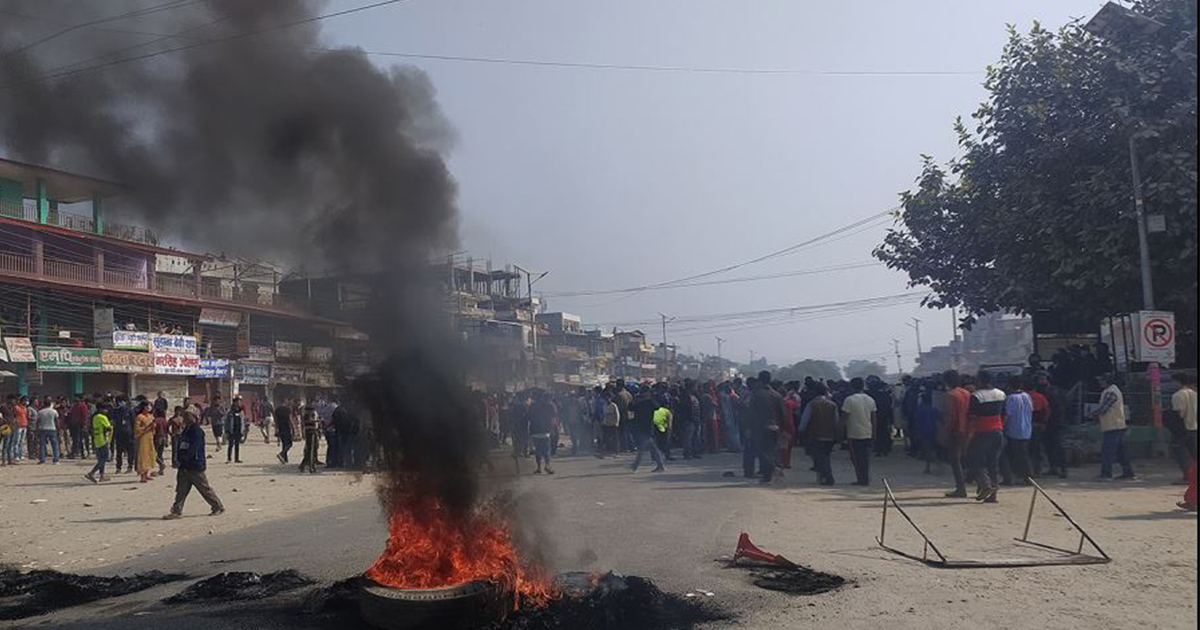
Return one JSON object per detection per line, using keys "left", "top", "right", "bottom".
{"left": 1133, "top": 311, "right": 1176, "bottom": 364}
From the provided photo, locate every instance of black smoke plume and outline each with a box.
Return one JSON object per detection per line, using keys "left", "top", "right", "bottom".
{"left": 1, "top": 1, "right": 488, "bottom": 511}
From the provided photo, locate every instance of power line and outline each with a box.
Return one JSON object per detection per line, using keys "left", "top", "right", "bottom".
{"left": 543, "top": 260, "right": 882, "bottom": 298}
{"left": 1, "top": 4, "right": 986, "bottom": 90}
{"left": 0, "top": 0, "right": 205, "bottom": 60}
{"left": 591, "top": 291, "right": 926, "bottom": 329}
{"left": 0, "top": 0, "right": 416, "bottom": 91}
{"left": 352, "top": 49, "right": 986, "bottom": 77}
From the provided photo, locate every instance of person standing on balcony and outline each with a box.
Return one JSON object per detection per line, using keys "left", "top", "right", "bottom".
{"left": 35, "top": 397, "right": 60, "bottom": 465}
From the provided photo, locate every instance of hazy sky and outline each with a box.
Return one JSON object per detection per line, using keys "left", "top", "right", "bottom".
{"left": 323, "top": 0, "right": 1106, "bottom": 370}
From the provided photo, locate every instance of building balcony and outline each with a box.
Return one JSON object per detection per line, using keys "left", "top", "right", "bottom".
{"left": 0, "top": 251, "right": 311, "bottom": 318}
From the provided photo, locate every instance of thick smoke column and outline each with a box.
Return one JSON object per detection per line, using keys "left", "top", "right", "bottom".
{"left": 1, "top": 1, "right": 488, "bottom": 512}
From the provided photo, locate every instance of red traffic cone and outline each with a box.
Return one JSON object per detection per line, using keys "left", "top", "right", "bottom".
{"left": 733, "top": 533, "right": 798, "bottom": 569}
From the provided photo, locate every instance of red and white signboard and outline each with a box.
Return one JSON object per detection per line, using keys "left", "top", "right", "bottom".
{"left": 154, "top": 352, "right": 201, "bottom": 376}
{"left": 1133, "top": 311, "right": 1176, "bottom": 365}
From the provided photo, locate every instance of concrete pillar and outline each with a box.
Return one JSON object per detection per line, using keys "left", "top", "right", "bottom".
{"left": 16, "top": 364, "right": 28, "bottom": 397}
{"left": 36, "top": 178, "right": 49, "bottom": 224}
{"left": 193, "top": 259, "right": 203, "bottom": 298}
{"left": 32, "top": 235, "right": 44, "bottom": 276}
{"left": 92, "top": 194, "right": 105, "bottom": 234}
{"left": 96, "top": 249, "right": 105, "bottom": 285}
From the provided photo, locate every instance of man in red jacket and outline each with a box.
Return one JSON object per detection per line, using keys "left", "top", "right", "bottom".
{"left": 67, "top": 395, "right": 92, "bottom": 460}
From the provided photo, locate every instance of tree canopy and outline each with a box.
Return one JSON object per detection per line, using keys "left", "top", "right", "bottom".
{"left": 875, "top": 0, "right": 1197, "bottom": 335}
{"left": 776, "top": 359, "right": 843, "bottom": 383}
{"left": 844, "top": 359, "right": 888, "bottom": 380}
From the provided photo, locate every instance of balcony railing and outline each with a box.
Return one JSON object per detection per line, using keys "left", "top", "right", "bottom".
{"left": 0, "top": 254, "right": 310, "bottom": 317}
{"left": 43, "top": 258, "right": 97, "bottom": 284}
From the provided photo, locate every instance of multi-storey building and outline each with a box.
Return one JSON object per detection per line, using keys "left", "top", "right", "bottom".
{"left": 0, "top": 157, "right": 348, "bottom": 405}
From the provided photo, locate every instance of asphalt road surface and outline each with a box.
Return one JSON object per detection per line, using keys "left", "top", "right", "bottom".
{"left": 7, "top": 447, "right": 1197, "bottom": 630}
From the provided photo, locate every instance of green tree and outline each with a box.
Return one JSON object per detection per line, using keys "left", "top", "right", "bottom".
{"left": 776, "top": 359, "right": 842, "bottom": 383}
{"left": 875, "top": 0, "right": 1197, "bottom": 349}
{"left": 844, "top": 359, "right": 888, "bottom": 380}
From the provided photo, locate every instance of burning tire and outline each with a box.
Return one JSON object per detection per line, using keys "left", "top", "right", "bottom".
{"left": 358, "top": 579, "right": 507, "bottom": 630}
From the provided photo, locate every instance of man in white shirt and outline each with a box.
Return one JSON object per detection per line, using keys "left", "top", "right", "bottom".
{"left": 1170, "top": 373, "right": 1198, "bottom": 481}
{"left": 841, "top": 378, "right": 878, "bottom": 486}
{"left": 36, "top": 398, "right": 60, "bottom": 465}
{"left": 1092, "top": 374, "right": 1134, "bottom": 481}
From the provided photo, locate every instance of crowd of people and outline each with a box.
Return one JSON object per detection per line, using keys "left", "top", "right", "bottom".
{"left": 0, "top": 390, "right": 371, "bottom": 518}
{"left": 483, "top": 367, "right": 1198, "bottom": 509}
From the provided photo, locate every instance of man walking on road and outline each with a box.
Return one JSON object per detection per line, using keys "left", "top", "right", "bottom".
{"left": 36, "top": 397, "right": 61, "bottom": 465}
{"left": 274, "top": 403, "right": 294, "bottom": 465}
{"left": 630, "top": 385, "right": 666, "bottom": 473}
{"left": 801, "top": 383, "right": 839, "bottom": 486}
{"left": 1001, "top": 378, "right": 1034, "bottom": 486}
{"left": 1169, "top": 373, "right": 1197, "bottom": 482}
{"left": 85, "top": 404, "right": 113, "bottom": 484}
{"left": 969, "top": 372, "right": 1007, "bottom": 503}
{"left": 841, "top": 378, "right": 878, "bottom": 486}
{"left": 1093, "top": 373, "right": 1135, "bottom": 481}
{"left": 164, "top": 410, "right": 224, "bottom": 519}
{"left": 943, "top": 371, "right": 974, "bottom": 497}
{"left": 749, "top": 370, "right": 787, "bottom": 484}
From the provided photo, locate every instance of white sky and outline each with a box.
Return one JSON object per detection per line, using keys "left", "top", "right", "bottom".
{"left": 324, "top": 0, "right": 1105, "bottom": 370}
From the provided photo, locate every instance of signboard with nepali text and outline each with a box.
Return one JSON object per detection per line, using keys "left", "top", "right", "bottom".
{"left": 306, "top": 346, "right": 334, "bottom": 364}
{"left": 305, "top": 368, "right": 336, "bottom": 388}
{"left": 150, "top": 333, "right": 199, "bottom": 355}
{"left": 101, "top": 350, "right": 156, "bottom": 374}
{"left": 4, "top": 337, "right": 36, "bottom": 363}
{"left": 275, "top": 341, "right": 304, "bottom": 361}
{"left": 36, "top": 347, "right": 102, "bottom": 372}
{"left": 112, "top": 330, "right": 150, "bottom": 351}
{"left": 198, "top": 308, "right": 242, "bottom": 328}
{"left": 153, "top": 352, "right": 200, "bottom": 376}
{"left": 198, "top": 358, "right": 232, "bottom": 379}
{"left": 272, "top": 365, "right": 305, "bottom": 385}
{"left": 235, "top": 361, "right": 272, "bottom": 385}
{"left": 248, "top": 345, "right": 274, "bottom": 362}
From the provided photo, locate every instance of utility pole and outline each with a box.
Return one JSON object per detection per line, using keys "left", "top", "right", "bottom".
{"left": 893, "top": 339, "right": 904, "bottom": 375}
{"left": 658, "top": 313, "right": 676, "bottom": 356}
{"left": 749, "top": 349, "right": 756, "bottom": 366}
{"left": 1129, "top": 135, "right": 1156, "bottom": 310}
{"left": 908, "top": 318, "right": 924, "bottom": 356}
{"left": 715, "top": 337, "right": 726, "bottom": 364}
{"left": 513, "top": 266, "right": 549, "bottom": 380}
{"left": 1086, "top": 3, "right": 1163, "bottom": 311}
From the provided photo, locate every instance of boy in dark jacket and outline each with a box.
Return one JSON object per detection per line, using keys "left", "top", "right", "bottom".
{"left": 163, "top": 410, "right": 224, "bottom": 519}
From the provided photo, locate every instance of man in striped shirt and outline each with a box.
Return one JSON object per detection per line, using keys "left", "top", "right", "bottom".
{"left": 968, "top": 371, "right": 1007, "bottom": 504}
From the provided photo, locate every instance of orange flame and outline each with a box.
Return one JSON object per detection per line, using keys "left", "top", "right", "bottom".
{"left": 366, "top": 494, "right": 557, "bottom": 608}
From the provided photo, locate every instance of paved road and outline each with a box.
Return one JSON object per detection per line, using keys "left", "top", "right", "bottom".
{"left": 8, "top": 448, "right": 1197, "bottom": 630}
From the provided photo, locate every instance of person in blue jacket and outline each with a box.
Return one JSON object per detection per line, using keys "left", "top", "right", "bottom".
{"left": 163, "top": 410, "right": 225, "bottom": 520}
